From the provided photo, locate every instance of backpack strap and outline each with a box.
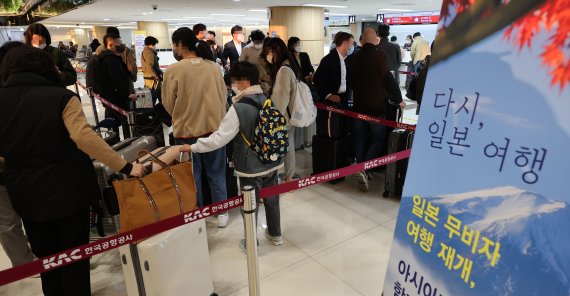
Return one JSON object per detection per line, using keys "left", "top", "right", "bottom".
{"left": 237, "top": 95, "right": 264, "bottom": 147}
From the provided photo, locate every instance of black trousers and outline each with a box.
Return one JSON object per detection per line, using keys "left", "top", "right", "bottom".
{"left": 105, "top": 107, "right": 131, "bottom": 139}
{"left": 22, "top": 210, "right": 91, "bottom": 296}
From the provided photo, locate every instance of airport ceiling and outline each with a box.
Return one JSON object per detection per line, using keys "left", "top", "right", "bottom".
{"left": 45, "top": 0, "right": 443, "bottom": 28}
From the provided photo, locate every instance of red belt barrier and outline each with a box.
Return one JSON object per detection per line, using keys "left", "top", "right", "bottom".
{"left": 76, "top": 81, "right": 129, "bottom": 117}
{"left": 315, "top": 103, "right": 416, "bottom": 132}
{"left": 0, "top": 149, "right": 410, "bottom": 286}
{"left": 399, "top": 71, "right": 416, "bottom": 75}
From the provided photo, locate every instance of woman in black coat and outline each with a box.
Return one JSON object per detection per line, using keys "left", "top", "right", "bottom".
{"left": 287, "top": 37, "right": 315, "bottom": 83}
{"left": 0, "top": 46, "right": 143, "bottom": 296}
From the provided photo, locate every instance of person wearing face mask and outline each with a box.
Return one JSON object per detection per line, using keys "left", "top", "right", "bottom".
{"left": 95, "top": 27, "right": 138, "bottom": 93}
{"left": 404, "top": 35, "right": 413, "bottom": 51}
{"left": 98, "top": 32, "right": 137, "bottom": 138}
{"left": 239, "top": 30, "right": 265, "bottom": 64}
{"left": 287, "top": 37, "right": 314, "bottom": 84}
{"left": 142, "top": 36, "right": 163, "bottom": 104}
{"left": 206, "top": 31, "right": 224, "bottom": 63}
{"left": 222, "top": 25, "right": 246, "bottom": 70}
{"left": 263, "top": 38, "right": 303, "bottom": 183}
{"left": 24, "top": 23, "right": 77, "bottom": 87}
{"left": 162, "top": 27, "right": 230, "bottom": 227}
{"left": 314, "top": 32, "right": 354, "bottom": 108}
{"left": 178, "top": 61, "right": 285, "bottom": 249}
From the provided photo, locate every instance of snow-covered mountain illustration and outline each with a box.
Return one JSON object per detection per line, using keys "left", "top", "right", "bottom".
{"left": 427, "top": 187, "right": 570, "bottom": 296}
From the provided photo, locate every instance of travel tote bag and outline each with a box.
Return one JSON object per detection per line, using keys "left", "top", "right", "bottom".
{"left": 113, "top": 151, "right": 197, "bottom": 233}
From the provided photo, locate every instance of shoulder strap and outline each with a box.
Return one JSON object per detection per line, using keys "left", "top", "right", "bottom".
{"left": 238, "top": 97, "right": 263, "bottom": 110}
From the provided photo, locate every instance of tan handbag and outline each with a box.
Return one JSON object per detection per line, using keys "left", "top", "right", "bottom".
{"left": 113, "top": 151, "right": 197, "bottom": 233}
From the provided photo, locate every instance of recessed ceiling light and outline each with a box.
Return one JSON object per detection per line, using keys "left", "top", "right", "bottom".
{"left": 210, "top": 13, "right": 246, "bottom": 16}
{"left": 248, "top": 9, "right": 267, "bottom": 12}
{"left": 142, "top": 13, "right": 147, "bottom": 15}
{"left": 377, "top": 8, "right": 413, "bottom": 12}
{"left": 303, "top": 4, "right": 347, "bottom": 8}
{"left": 103, "top": 18, "right": 110, "bottom": 21}
{"left": 148, "top": 12, "right": 154, "bottom": 15}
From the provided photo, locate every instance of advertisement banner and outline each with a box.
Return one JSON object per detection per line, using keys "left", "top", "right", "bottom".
{"left": 133, "top": 30, "right": 146, "bottom": 68}
{"left": 383, "top": 0, "right": 570, "bottom": 295}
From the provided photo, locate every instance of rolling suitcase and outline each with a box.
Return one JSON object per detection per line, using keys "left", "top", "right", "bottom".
{"left": 383, "top": 129, "right": 414, "bottom": 198}
{"left": 316, "top": 102, "right": 350, "bottom": 139}
{"left": 119, "top": 219, "right": 217, "bottom": 296}
{"left": 312, "top": 135, "right": 350, "bottom": 184}
{"left": 135, "top": 87, "right": 154, "bottom": 109}
{"left": 134, "top": 108, "right": 166, "bottom": 147}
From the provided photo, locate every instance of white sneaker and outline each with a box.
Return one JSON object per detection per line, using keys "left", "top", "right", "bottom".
{"left": 218, "top": 212, "right": 229, "bottom": 228}
{"left": 355, "top": 171, "right": 369, "bottom": 192}
{"left": 265, "top": 230, "right": 284, "bottom": 246}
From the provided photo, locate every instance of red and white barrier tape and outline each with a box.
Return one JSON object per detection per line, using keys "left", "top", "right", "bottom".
{"left": 315, "top": 103, "right": 416, "bottom": 132}
{"left": 0, "top": 149, "right": 410, "bottom": 285}
{"left": 76, "top": 81, "right": 129, "bottom": 117}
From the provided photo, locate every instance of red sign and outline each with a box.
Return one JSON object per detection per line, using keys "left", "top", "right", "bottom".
{"left": 385, "top": 15, "right": 439, "bottom": 25}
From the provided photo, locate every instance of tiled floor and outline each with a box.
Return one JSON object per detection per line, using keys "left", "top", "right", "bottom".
{"left": 0, "top": 78, "right": 415, "bottom": 296}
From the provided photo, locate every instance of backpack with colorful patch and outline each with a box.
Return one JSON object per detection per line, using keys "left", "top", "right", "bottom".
{"left": 239, "top": 97, "right": 289, "bottom": 164}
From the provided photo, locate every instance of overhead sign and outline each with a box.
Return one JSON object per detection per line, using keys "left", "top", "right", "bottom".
{"left": 328, "top": 16, "right": 349, "bottom": 27}
{"left": 384, "top": 15, "right": 440, "bottom": 25}
{"left": 383, "top": 0, "right": 570, "bottom": 295}
{"left": 377, "top": 14, "right": 385, "bottom": 23}
{"left": 349, "top": 15, "right": 356, "bottom": 24}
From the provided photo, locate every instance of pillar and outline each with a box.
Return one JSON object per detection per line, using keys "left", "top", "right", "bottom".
{"left": 93, "top": 26, "right": 107, "bottom": 41}
{"left": 269, "top": 6, "right": 325, "bottom": 63}
{"left": 137, "top": 21, "right": 170, "bottom": 50}
{"left": 69, "top": 28, "right": 90, "bottom": 47}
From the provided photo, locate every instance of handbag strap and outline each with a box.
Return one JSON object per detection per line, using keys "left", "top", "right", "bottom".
{"left": 135, "top": 150, "right": 186, "bottom": 217}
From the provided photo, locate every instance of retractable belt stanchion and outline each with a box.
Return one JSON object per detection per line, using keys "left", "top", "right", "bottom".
{"left": 127, "top": 110, "right": 136, "bottom": 138}
{"left": 86, "top": 87, "right": 100, "bottom": 127}
{"left": 242, "top": 185, "right": 261, "bottom": 296}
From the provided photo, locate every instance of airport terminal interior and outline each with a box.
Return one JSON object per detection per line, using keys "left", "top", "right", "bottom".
{"left": 0, "top": 0, "right": 443, "bottom": 295}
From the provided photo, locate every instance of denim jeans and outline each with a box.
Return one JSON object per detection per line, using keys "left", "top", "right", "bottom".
{"left": 239, "top": 171, "right": 281, "bottom": 237}
{"left": 353, "top": 119, "right": 386, "bottom": 165}
{"left": 175, "top": 138, "right": 227, "bottom": 207}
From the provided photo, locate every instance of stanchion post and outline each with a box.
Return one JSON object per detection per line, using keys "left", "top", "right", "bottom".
{"left": 86, "top": 87, "right": 100, "bottom": 126}
{"left": 242, "top": 185, "right": 261, "bottom": 296}
{"left": 127, "top": 111, "right": 136, "bottom": 137}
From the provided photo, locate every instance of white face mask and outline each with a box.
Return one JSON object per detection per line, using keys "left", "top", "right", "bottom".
{"left": 294, "top": 46, "right": 301, "bottom": 52}
{"left": 254, "top": 43, "right": 263, "bottom": 49}
{"left": 33, "top": 43, "right": 47, "bottom": 50}
{"left": 231, "top": 84, "right": 241, "bottom": 95}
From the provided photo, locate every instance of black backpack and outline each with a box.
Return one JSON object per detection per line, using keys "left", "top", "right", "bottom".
{"left": 86, "top": 54, "right": 105, "bottom": 93}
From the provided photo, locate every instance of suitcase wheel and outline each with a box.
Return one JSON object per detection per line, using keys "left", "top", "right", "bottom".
{"left": 383, "top": 190, "right": 390, "bottom": 198}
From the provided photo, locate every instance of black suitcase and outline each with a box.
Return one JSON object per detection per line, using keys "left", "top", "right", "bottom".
{"left": 383, "top": 129, "right": 414, "bottom": 198}
{"left": 134, "top": 108, "right": 165, "bottom": 147}
{"left": 312, "top": 135, "right": 350, "bottom": 184}
{"left": 316, "top": 102, "right": 350, "bottom": 139}
{"left": 100, "top": 130, "right": 120, "bottom": 146}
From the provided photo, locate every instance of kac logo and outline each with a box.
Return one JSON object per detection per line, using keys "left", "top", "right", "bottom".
{"left": 184, "top": 207, "right": 211, "bottom": 223}
{"left": 298, "top": 177, "right": 317, "bottom": 188}
{"left": 43, "top": 249, "right": 82, "bottom": 270}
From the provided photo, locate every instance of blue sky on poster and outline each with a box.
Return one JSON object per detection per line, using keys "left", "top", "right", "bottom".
{"left": 403, "top": 25, "right": 569, "bottom": 201}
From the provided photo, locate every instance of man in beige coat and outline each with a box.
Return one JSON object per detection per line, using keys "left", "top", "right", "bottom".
{"left": 162, "top": 27, "right": 230, "bottom": 228}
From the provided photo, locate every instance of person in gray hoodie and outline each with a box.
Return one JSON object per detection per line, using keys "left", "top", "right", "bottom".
{"left": 181, "top": 61, "right": 285, "bottom": 250}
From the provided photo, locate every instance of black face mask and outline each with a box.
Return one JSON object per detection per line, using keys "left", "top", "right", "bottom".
{"left": 115, "top": 44, "right": 126, "bottom": 53}
{"left": 173, "top": 51, "right": 182, "bottom": 61}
